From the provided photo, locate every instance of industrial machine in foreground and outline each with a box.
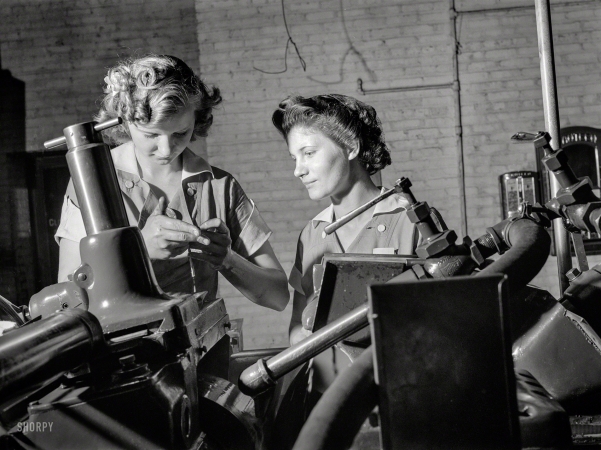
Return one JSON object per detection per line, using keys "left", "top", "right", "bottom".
{"left": 3, "top": 1, "right": 601, "bottom": 447}
{"left": 2, "top": 113, "right": 601, "bottom": 450}
{"left": 269, "top": 129, "right": 601, "bottom": 450}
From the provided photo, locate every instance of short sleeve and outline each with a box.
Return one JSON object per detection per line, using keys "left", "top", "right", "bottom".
{"left": 288, "top": 232, "right": 305, "bottom": 295}
{"left": 54, "top": 196, "right": 86, "bottom": 244}
{"left": 227, "top": 178, "right": 272, "bottom": 259}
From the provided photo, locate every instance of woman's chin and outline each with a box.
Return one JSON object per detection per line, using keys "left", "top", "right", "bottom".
{"left": 154, "top": 157, "right": 175, "bottom": 165}
{"left": 307, "top": 191, "right": 328, "bottom": 201}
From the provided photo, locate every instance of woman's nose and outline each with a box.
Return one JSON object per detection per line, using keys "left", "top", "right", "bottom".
{"left": 294, "top": 159, "right": 307, "bottom": 178}
{"left": 157, "top": 135, "right": 174, "bottom": 155}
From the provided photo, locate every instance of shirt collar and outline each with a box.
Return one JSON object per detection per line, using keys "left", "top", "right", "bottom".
{"left": 111, "top": 142, "right": 214, "bottom": 181}
{"left": 312, "top": 204, "right": 335, "bottom": 227}
{"left": 181, "top": 149, "right": 214, "bottom": 180}
{"left": 311, "top": 187, "right": 409, "bottom": 228}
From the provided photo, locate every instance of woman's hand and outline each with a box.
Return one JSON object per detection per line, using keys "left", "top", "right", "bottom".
{"left": 289, "top": 290, "right": 320, "bottom": 345}
{"left": 289, "top": 291, "right": 320, "bottom": 345}
{"left": 189, "top": 218, "right": 233, "bottom": 271}
{"left": 141, "top": 197, "right": 201, "bottom": 260}
{"left": 290, "top": 326, "right": 313, "bottom": 346}
{"left": 301, "top": 290, "right": 320, "bottom": 330}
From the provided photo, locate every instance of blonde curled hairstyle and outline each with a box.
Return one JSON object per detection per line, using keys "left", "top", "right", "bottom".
{"left": 95, "top": 54, "right": 222, "bottom": 144}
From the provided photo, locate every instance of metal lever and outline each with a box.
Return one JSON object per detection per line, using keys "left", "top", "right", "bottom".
{"left": 43, "top": 118, "right": 122, "bottom": 149}
{"left": 322, "top": 179, "right": 404, "bottom": 238}
{"left": 238, "top": 303, "right": 369, "bottom": 396}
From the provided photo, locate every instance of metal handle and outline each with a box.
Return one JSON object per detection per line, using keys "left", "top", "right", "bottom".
{"left": 238, "top": 303, "right": 369, "bottom": 396}
{"left": 43, "top": 118, "right": 122, "bottom": 149}
{"left": 323, "top": 178, "right": 405, "bottom": 238}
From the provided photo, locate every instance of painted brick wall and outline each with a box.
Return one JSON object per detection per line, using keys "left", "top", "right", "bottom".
{"left": 0, "top": 0, "right": 200, "bottom": 303}
{"left": 196, "top": 0, "right": 601, "bottom": 348}
{"left": 195, "top": 0, "right": 461, "bottom": 348}
{"left": 456, "top": 0, "right": 601, "bottom": 297}
{"left": 2, "top": 0, "right": 600, "bottom": 350}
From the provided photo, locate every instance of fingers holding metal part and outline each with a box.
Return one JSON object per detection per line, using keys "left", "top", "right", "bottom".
{"left": 189, "top": 218, "right": 233, "bottom": 270}
{"left": 198, "top": 218, "right": 230, "bottom": 235}
{"left": 142, "top": 197, "right": 201, "bottom": 260}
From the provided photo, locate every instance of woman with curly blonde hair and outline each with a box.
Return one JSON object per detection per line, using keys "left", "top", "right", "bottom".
{"left": 56, "top": 54, "right": 289, "bottom": 311}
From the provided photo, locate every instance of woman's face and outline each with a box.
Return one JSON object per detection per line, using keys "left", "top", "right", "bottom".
{"left": 287, "top": 126, "right": 355, "bottom": 201}
{"left": 127, "top": 105, "right": 195, "bottom": 166}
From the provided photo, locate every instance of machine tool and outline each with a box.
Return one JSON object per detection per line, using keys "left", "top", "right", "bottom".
{"left": 237, "top": 127, "right": 601, "bottom": 449}
{"left": 3, "top": 1, "right": 601, "bottom": 446}
{"left": 0, "top": 118, "right": 281, "bottom": 450}
{"left": 3, "top": 119, "right": 601, "bottom": 449}
{"left": 2, "top": 116, "right": 601, "bottom": 449}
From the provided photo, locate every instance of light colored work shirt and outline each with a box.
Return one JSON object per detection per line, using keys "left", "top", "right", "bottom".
{"left": 289, "top": 190, "right": 417, "bottom": 299}
{"left": 55, "top": 144, "right": 271, "bottom": 300}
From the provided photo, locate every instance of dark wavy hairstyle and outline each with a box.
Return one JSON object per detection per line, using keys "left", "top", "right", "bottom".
{"left": 272, "top": 94, "right": 391, "bottom": 175}
{"left": 95, "top": 54, "right": 222, "bottom": 144}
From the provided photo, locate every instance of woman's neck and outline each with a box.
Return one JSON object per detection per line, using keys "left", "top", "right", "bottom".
{"left": 331, "top": 170, "right": 381, "bottom": 219}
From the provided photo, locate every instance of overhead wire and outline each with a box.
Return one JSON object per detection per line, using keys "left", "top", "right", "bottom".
{"left": 253, "top": 0, "right": 306, "bottom": 74}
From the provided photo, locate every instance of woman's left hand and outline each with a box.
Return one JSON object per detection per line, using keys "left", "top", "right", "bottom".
{"left": 189, "top": 218, "right": 233, "bottom": 271}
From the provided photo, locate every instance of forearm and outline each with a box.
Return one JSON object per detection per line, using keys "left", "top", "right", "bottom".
{"left": 220, "top": 249, "right": 289, "bottom": 311}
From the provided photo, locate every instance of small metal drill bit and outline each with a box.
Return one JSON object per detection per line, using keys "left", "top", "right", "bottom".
{"left": 164, "top": 206, "right": 198, "bottom": 293}
{"left": 189, "top": 256, "right": 197, "bottom": 293}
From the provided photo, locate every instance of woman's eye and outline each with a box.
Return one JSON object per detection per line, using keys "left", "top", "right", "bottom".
{"left": 174, "top": 131, "right": 189, "bottom": 138}
{"left": 305, "top": 151, "right": 314, "bottom": 157}
{"left": 144, "top": 134, "right": 157, "bottom": 139}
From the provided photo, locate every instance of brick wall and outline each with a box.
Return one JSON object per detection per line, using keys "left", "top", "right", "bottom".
{"left": 196, "top": 0, "right": 601, "bottom": 348}
{"left": 455, "top": 0, "right": 601, "bottom": 296}
{"left": 196, "top": 0, "right": 461, "bottom": 348}
{"left": 2, "top": 0, "right": 600, "bottom": 349}
{"left": 0, "top": 0, "right": 200, "bottom": 303}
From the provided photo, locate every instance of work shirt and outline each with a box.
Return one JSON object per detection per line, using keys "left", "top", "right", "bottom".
{"left": 55, "top": 143, "right": 271, "bottom": 300}
{"left": 289, "top": 190, "right": 417, "bottom": 299}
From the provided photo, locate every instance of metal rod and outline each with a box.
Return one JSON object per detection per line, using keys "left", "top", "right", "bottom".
{"left": 357, "top": 78, "right": 454, "bottom": 96}
{"left": 450, "top": 0, "right": 468, "bottom": 238}
{"left": 43, "top": 135, "right": 67, "bottom": 150}
{"left": 535, "top": 0, "right": 571, "bottom": 295}
{"left": 43, "top": 118, "right": 122, "bottom": 150}
{"left": 323, "top": 182, "right": 400, "bottom": 237}
{"left": 238, "top": 303, "right": 369, "bottom": 396}
{"left": 94, "top": 117, "right": 121, "bottom": 133}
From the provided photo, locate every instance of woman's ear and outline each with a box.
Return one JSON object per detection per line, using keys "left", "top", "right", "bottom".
{"left": 347, "top": 142, "right": 360, "bottom": 161}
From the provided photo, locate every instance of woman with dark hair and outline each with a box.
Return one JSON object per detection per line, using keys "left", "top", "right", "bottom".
{"left": 56, "top": 54, "right": 289, "bottom": 311}
{"left": 273, "top": 93, "right": 417, "bottom": 347}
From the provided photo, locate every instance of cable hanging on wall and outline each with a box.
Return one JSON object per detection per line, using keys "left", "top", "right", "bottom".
{"left": 308, "top": 0, "right": 377, "bottom": 85}
{"left": 253, "top": 0, "right": 306, "bottom": 74}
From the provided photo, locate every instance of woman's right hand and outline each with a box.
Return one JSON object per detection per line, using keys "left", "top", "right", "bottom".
{"left": 141, "top": 197, "right": 201, "bottom": 260}
{"left": 290, "top": 326, "right": 313, "bottom": 346}
{"left": 289, "top": 290, "right": 320, "bottom": 346}
{"left": 301, "top": 289, "right": 320, "bottom": 330}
